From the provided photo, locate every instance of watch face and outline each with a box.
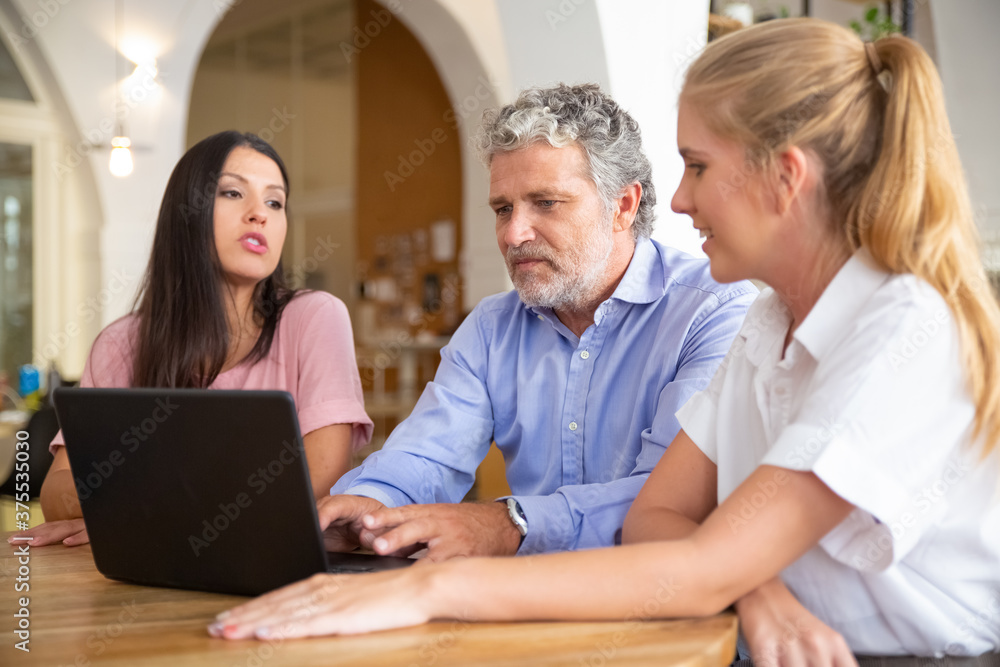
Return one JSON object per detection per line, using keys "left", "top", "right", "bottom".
{"left": 506, "top": 498, "right": 528, "bottom": 535}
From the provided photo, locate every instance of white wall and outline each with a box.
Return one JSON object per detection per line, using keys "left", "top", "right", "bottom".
{"left": 595, "top": 0, "right": 710, "bottom": 257}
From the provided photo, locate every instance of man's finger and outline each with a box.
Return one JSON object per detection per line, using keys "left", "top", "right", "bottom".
{"left": 316, "top": 497, "right": 356, "bottom": 528}
{"left": 317, "top": 496, "right": 384, "bottom": 531}
{"left": 358, "top": 527, "right": 390, "bottom": 549}
{"left": 370, "top": 520, "right": 436, "bottom": 555}
{"left": 361, "top": 505, "right": 416, "bottom": 530}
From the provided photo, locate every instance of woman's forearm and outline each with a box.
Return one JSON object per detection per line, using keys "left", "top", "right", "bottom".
{"left": 303, "top": 424, "right": 353, "bottom": 499}
{"left": 216, "top": 539, "right": 730, "bottom": 641}
{"left": 428, "top": 540, "right": 727, "bottom": 623}
{"left": 432, "top": 467, "right": 854, "bottom": 625}
{"left": 39, "top": 468, "right": 82, "bottom": 521}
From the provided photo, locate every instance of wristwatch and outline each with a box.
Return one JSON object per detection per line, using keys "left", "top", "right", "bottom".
{"left": 503, "top": 498, "right": 528, "bottom": 539}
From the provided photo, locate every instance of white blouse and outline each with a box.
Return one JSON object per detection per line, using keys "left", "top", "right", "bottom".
{"left": 677, "top": 250, "right": 1000, "bottom": 656}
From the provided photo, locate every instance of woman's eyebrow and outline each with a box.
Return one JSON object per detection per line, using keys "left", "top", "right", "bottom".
{"left": 679, "top": 147, "right": 708, "bottom": 159}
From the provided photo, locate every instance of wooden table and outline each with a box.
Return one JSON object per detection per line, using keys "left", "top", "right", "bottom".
{"left": 1, "top": 540, "right": 738, "bottom": 666}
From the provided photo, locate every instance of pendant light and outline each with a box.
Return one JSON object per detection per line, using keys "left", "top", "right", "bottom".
{"left": 109, "top": 0, "right": 133, "bottom": 178}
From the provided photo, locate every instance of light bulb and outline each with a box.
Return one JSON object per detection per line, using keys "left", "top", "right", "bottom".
{"left": 109, "top": 136, "right": 133, "bottom": 177}
{"left": 4, "top": 195, "right": 19, "bottom": 217}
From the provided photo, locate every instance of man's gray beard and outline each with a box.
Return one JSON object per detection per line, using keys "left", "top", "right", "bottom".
{"left": 508, "top": 225, "right": 615, "bottom": 312}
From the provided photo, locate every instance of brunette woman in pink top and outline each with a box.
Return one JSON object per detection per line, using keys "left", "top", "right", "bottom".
{"left": 12, "top": 131, "right": 372, "bottom": 547}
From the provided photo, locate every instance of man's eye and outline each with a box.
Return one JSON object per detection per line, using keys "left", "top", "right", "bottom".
{"left": 495, "top": 205, "right": 512, "bottom": 216}
{"left": 538, "top": 200, "right": 556, "bottom": 208}
{"left": 685, "top": 164, "right": 705, "bottom": 176}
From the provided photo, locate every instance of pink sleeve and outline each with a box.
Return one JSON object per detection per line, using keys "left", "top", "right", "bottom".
{"left": 290, "top": 293, "right": 373, "bottom": 451}
{"left": 49, "top": 318, "right": 135, "bottom": 453}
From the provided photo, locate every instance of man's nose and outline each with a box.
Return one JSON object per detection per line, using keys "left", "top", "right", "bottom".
{"left": 503, "top": 207, "right": 535, "bottom": 247}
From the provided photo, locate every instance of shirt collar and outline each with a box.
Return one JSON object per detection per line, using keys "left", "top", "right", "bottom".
{"left": 607, "top": 237, "right": 665, "bottom": 305}
{"left": 741, "top": 291, "right": 791, "bottom": 367}
{"left": 793, "top": 248, "right": 890, "bottom": 361}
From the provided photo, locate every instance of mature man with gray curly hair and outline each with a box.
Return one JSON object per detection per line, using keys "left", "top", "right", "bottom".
{"left": 322, "top": 83, "right": 755, "bottom": 560}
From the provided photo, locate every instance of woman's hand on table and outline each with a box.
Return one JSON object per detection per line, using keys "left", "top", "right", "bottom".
{"left": 209, "top": 565, "right": 446, "bottom": 639}
{"left": 8, "top": 518, "right": 89, "bottom": 546}
{"left": 737, "top": 578, "right": 857, "bottom": 667}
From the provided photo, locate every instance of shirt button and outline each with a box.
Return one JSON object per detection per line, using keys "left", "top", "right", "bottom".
{"left": 537, "top": 315, "right": 544, "bottom": 320}
{"left": 580, "top": 350, "right": 590, "bottom": 360}
{"left": 569, "top": 422, "right": 578, "bottom": 431}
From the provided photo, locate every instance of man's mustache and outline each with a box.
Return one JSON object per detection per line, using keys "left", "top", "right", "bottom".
{"left": 506, "top": 243, "right": 556, "bottom": 266}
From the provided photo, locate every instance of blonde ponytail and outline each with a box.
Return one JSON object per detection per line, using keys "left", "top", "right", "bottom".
{"left": 857, "top": 36, "right": 1000, "bottom": 455}
{"left": 683, "top": 19, "right": 1000, "bottom": 457}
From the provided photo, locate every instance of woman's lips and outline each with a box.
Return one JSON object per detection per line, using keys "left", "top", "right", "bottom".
{"left": 240, "top": 233, "right": 267, "bottom": 255}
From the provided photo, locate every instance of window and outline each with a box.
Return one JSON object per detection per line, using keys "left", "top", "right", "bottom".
{"left": 0, "top": 143, "right": 32, "bottom": 385}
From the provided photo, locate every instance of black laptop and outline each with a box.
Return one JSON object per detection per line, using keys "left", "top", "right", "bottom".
{"left": 53, "top": 387, "right": 413, "bottom": 596}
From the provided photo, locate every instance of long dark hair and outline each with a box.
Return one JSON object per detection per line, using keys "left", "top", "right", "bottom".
{"left": 131, "top": 131, "right": 296, "bottom": 387}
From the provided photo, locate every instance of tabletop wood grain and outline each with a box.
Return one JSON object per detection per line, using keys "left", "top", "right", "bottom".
{"left": 2, "top": 538, "right": 738, "bottom": 666}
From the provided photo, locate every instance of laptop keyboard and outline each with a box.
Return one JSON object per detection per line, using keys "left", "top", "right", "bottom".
{"left": 328, "top": 564, "right": 376, "bottom": 573}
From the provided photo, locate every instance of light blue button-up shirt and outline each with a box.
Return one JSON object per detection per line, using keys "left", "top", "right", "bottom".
{"left": 334, "top": 238, "right": 756, "bottom": 553}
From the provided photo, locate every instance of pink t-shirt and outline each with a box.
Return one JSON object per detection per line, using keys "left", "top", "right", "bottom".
{"left": 51, "top": 290, "right": 373, "bottom": 452}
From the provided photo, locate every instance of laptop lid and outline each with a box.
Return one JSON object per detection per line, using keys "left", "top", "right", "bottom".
{"left": 53, "top": 387, "right": 410, "bottom": 596}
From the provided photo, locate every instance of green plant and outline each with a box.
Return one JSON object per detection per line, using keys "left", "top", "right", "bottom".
{"left": 753, "top": 4, "right": 791, "bottom": 19}
{"left": 850, "top": 6, "right": 902, "bottom": 40}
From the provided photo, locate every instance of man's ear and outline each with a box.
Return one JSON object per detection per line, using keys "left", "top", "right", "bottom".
{"left": 613, "top": 182, "right": 642, "bottom": 233}
{"left": 775, "top": 146, "right": 811, "bottom": 215}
